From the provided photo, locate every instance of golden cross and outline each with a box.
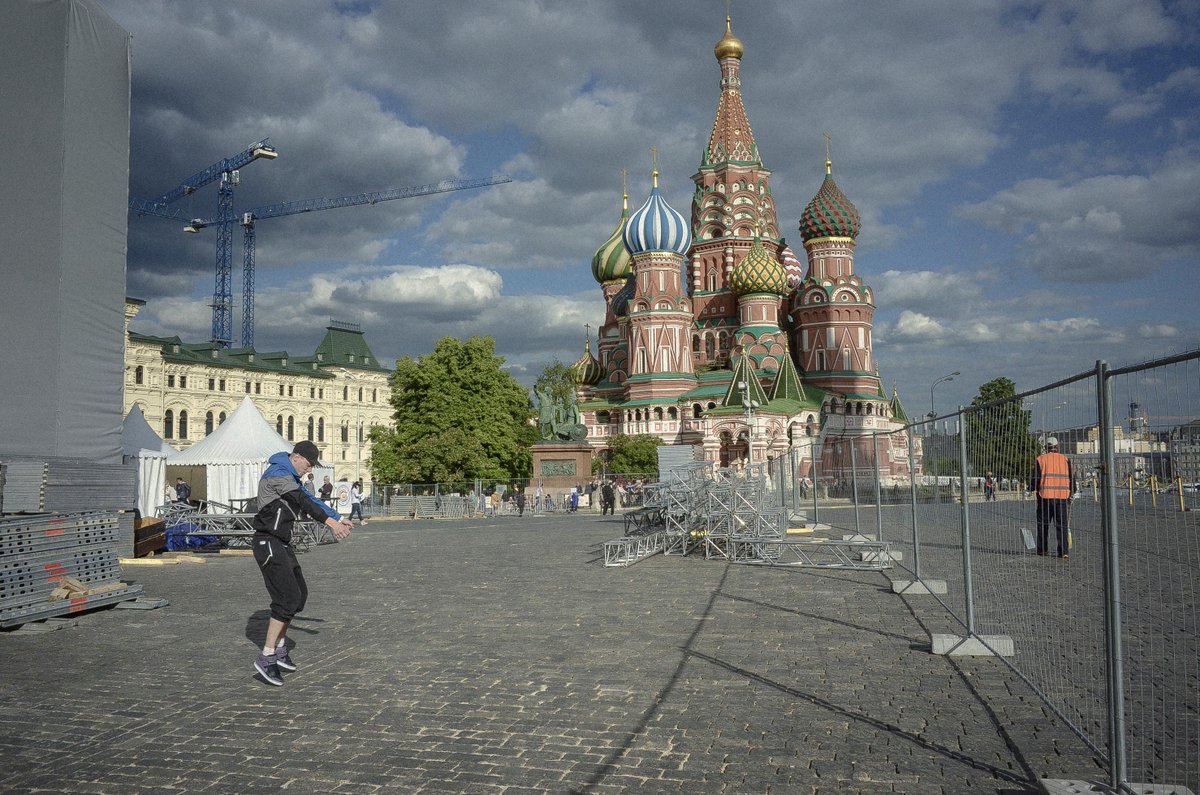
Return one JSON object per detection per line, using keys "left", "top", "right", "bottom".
{"left": 823, "top": 131, "right": 832, "bottom": 161}
{"left": 651, "top": 146, "right": 659, "bottom": 187}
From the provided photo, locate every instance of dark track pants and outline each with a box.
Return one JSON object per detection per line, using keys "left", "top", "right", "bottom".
{"left": 253, "top": 534, "right": 307, "bottom": 622}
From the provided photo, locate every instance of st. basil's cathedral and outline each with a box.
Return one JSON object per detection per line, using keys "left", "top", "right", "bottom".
{"left": 569, "top": 15, "right": 917, "bottom": 483}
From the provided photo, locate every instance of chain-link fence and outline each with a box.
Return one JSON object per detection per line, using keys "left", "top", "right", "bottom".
{"left": 766, "top": 351, "right": 1198, "bottom": 791}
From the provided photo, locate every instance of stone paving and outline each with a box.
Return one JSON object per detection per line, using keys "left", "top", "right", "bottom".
{"left": 0, "top": 513, "right": 1104, "bottom": 794}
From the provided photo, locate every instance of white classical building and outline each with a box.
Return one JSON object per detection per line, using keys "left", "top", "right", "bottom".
{"left": 122, "top": 299, "right": 392, "bottom": 483}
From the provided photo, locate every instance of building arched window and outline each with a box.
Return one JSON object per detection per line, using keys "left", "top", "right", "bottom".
{"left": 276, "top": 415, "right": 284, "bottom": 435}
{"left": 135, "top": 365, "right": 144, "bottom": 385}
{"left": 706, "top": 335, "right": 716, "bottom": 359}
{"left": 668, "top": 407, "right": 678, "bottom": 420}
{"left": 693, "top": 403, "right": 703, "bottom": 418}
{"left": 358, "top": 387, "right": 363, "bottom": 402}
{"left": 178, "top": 410, "right": 189, "bottom": 439}
{"left": 318, "top": 417, "right": 325, "bottom": 442}
{"left": 341, "top": 423, "right": 349, "bottom": 443}
{"left": 343, "top": 386, "right": 349, "bottom": 401}
{"left": 218, "top": 411, "right": 226, "bottom": 424}
{"left": 164, "top": 409, "right": 174, "bottom": 439}
{"left": 205, "top": 412, "right": 214, "bottom": 435}
{"left": 653, "top": 407, "right": 663, "bottom": 421}
{"left": 286, "top": 416, "right": 294, "bottom": 441}
{"left": 307, "top": 416, "right": 314, "bottom": 441}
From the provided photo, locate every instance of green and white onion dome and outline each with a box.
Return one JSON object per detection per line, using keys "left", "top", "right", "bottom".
{"left": 591, "top": 193, "right": 632, "bottom": 284}
{"left": 571, "top": 339, "right": 603, "bottom": 386}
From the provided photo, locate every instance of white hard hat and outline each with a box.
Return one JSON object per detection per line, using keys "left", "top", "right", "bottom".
{"left": 1046, "top": 436, "right": 1059, "bottom": 448}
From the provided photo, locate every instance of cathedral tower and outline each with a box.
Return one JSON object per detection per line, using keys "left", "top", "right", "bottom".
{"left": 622, "top": 167, "right": 695, "bottom": 401}
{"left": 688, "top": 16, "right": 781, "bottom": 368}
{"left": 790, "top": 158, "right": 880, "bottom": 400}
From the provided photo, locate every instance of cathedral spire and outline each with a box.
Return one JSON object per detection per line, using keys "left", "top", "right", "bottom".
{"left": 703, "top": 14, "right": 759, "bottom": 168}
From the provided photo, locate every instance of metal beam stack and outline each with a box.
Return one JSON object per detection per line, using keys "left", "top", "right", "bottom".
{"left": 0, "top": 512, "right": 143, "bottom": 628}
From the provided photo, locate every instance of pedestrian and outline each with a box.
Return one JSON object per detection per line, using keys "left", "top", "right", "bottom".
{"left": 1030, "top": 437, "right": 1074, "bottom": 559}
{"left": 251, "top": 440, "right": 352, "bottom": 686}
{"left": 984, "top": 473, "right": 996, "bottom": 502}
{"left": 534, "top": 482, "right": 543, "bottom": 514}
{"left": 349, "top": 480, "right": 365, "bottom": 524}
{"left": 164, "top": 483, "right": 177, "bottom": 505}
{"left": 174, "top": 477, "right": 191, "bottom": 504}
{"left": 319, "top": 475, "right": 333, "bottom": 507}
{"left": 515, "top": 489, "right": 526, "bottom": 517}
{"left": 601, "top": 479, "right": 615, "bottom": 515}
{"left": 569, "top": 485, "right": 579, "bottom": 513}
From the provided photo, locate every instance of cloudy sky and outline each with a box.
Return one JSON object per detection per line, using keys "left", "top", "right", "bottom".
{"left": 106, "top": 0, "right": 1199, "bottom": 416}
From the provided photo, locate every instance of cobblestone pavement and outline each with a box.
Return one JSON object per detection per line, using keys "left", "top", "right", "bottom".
{"left": 0, "top": 514, "right": 1103, "bottom": 794}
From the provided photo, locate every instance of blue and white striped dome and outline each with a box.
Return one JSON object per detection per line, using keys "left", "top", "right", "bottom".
{"left": 623, "top": 176, "right": 691, "bottom": 257}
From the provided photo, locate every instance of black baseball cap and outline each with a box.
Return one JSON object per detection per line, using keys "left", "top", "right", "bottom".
{"left": 293, "top": 440, "right": 321, "bottom": 467}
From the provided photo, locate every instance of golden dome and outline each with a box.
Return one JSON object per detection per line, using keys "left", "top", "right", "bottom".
{"left": 714, "top": 16, "right": 743, "bottom": 60}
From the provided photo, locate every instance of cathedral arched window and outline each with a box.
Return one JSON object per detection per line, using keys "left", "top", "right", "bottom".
{"left": 705, "top": 335, "right": 716, "bottom": 360}
{"left": 653, "top": 407, "right": 663, "bottom": 421}
{"left": 668, "top": 407, "right": 678, "bottom": 420}
{"left": 693, "top": 404, "right": 703, "bottom": 418}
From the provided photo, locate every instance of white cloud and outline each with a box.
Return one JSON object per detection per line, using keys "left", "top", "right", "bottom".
{"left": 1138, "top": 323, "right": 1179, "bottom": 339}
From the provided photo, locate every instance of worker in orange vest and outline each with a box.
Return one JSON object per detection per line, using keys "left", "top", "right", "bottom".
{"left": 1030, "top": 436, "right": 1074, "bottom": 558}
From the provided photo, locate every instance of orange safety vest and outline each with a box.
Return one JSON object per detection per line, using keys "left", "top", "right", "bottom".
{"left": 1036, "top": 452, "right": 1072, "bottom": 499}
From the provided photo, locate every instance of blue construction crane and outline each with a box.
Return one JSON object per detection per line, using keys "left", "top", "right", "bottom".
{"left": 181, "top": 174, "right": 512, "bottom": 348}
{"left": 128, "top": 139, "right": 278, "bottom": 347}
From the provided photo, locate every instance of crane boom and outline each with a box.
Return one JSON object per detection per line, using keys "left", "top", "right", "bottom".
{"left": 181, "top": 174, "right": 511, "bottom": 348}
{"left": 149, "top": 139, "right": 277, "bottom": 205}
{"left": 188, "top": 175, "right": 513, "bottom": 226}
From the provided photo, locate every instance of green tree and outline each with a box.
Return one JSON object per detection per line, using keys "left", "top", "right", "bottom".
{"left": 369, "top": 336, "right": 536, "bottom": 483}
{"left": 606, "top": 433, "right": 661, "bottom": 477}
{"left": 965, "top": 377, "right": 1039, "bottom": 479}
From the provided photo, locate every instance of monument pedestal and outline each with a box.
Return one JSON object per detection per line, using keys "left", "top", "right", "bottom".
{"left": 531, "top": 442, "right": 594, "bottom": 491}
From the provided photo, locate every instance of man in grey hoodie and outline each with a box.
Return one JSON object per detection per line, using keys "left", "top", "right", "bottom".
{"left": 251, "top": 440, "right": 352, "bottom": 686}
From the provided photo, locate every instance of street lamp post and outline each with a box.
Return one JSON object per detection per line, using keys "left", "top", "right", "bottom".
{"left": 928, "top": 371, "right": 960, "bottom": 421}
{"left": 738, "top": 380, "right": 760, "bottom": 464}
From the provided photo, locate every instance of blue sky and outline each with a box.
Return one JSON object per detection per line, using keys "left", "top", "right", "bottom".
{"left": 105, "top": 0, "right": 1199, "bottom": 417}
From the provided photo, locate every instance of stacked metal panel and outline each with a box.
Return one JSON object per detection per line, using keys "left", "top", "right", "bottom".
{"left": 0, "top": 511, "right": 142, "bottom": 628}
{"left": 0, "top": 461, "right": 48, "bottom": 513}
{"left": 0, "top": 457, "right": 135, "bottom": 514}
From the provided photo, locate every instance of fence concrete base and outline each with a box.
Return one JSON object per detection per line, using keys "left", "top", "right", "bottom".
{"left": 931, "top": 633, "right": 1014, "bottom": 657}
{"left": 891, "top": 579, "right": 948, "bottom": 595}
{"left": 1041, "top": 780, "right": 1195, "bottom": 795}
{"left": 842, "top": 533, "right": 877, "bottom": 541}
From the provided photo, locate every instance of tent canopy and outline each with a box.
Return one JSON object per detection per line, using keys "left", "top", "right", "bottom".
{"left": 168, "top": 396, "right": 289, "bottom": 465}
{"left": 166, "top": 396, "right": 291, "bottom": 508}
{"left": 122, "top": 404, "right": 175, "bottom": 456}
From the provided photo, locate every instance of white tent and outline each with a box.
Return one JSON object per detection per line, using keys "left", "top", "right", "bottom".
{"left": 167, "top": 396, "right": 290, "bottom": 508}
{"left": 121, "top": 404, "right": 176, "bottom": 518}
